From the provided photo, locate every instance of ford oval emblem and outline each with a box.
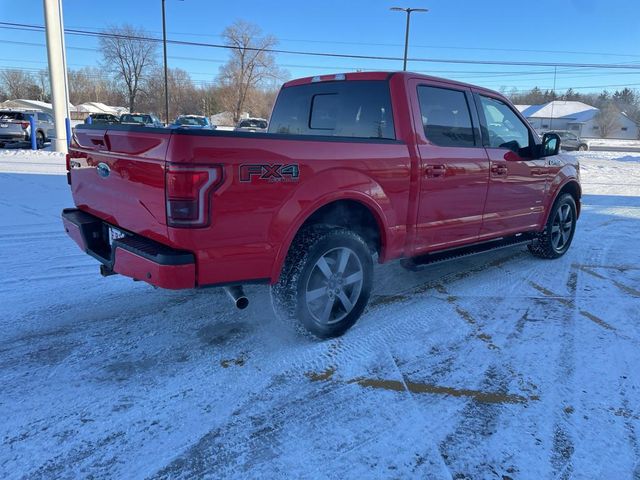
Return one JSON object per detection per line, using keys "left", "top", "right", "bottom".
{"left": 96, "top": 162, "right": 111, "bottom": 178}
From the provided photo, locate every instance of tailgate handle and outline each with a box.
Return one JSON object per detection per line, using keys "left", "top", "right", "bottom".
{"left": 90, "top": 134, "right": 111, "bottom": 151}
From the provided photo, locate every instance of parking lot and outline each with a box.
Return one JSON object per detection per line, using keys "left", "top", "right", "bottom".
{"left": 1, "top": 150, "right": 639, "bottom": 479}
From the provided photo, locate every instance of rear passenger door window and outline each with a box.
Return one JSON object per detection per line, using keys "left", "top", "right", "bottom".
{"left": 417, "top": 86, "right": 476, "bottom": 147}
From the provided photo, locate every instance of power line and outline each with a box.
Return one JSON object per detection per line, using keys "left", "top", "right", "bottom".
{"left": 3, "top": 21, "right": 640, "bottom": 71}
{"left": 61, "top": 22, "right": 640, "bottom": 59}
{"left": 2, "top": 64, "right": 637, "bottom": 93}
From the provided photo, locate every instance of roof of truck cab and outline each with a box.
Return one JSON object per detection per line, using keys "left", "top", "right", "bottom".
{"left": 282, "top": 71, "right": 500, "bottom": 95}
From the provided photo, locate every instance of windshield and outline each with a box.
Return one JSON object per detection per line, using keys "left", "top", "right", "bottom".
{"left": 239, "top": 119, "right": 267, "bottom": 129}
{"left": 176, "top": 116, "right": 207, "bottom": 126}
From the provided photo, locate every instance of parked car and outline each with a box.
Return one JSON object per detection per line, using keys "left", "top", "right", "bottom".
{"left": 170, "top": 115, "right": 215, "bottom": 130}
{"left": 119, "top": 113, "right": 164, "bottom": 128}
{"left": 234, "top": 117, "right": 268, "bottom": 132}
{"left": 85, "top": 113, "right": 120, "bottom": 125}
{"left": 0, "top": 109, "right": 54, "bottom": 149}
{"left": 63, "top": 71, "right": 580, "bottom": 339}
{"left": 549, "top": 130, "right": 589, "bottom": 151}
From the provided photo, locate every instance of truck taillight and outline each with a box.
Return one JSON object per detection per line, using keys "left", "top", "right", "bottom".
{"left": 166, "top": 164, "right": 222, "bottom": 228}
{"left": 20, "top": 122, "right": 29, "bottom": 129}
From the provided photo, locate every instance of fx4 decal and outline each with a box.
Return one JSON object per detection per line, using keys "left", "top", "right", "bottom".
{"left": 239, "top": 164, "right": 300, "bottom": 183}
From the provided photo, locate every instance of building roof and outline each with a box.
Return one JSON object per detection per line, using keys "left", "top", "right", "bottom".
{"left": 75, "top": 102, "right": 128, "bottom": 115}
{"left": 0, "top": 99, "right": 75, "bottom": 113}
{"left": 521, "top": 101, "right": 598, "bottom": 121}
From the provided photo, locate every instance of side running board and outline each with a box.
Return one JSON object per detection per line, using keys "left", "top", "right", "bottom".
{"left": 401, "top": 233, "right": 535, "bottom": 271}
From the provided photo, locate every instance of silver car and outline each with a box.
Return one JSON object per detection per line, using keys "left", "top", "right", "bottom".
{"left": 551, "top": 130, "right": 589, "bottom": 152}
{"left": 0, "top": 110, "right": 54, "bottom": 149}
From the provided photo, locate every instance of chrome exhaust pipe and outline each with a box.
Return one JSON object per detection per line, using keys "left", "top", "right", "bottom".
{"left": 224, "top": 285, "right": 249, "bottom": 310}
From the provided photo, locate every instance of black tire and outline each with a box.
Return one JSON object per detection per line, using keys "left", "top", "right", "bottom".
{"left": 36, "top": 131, "right": 45, "bottom": 149}
{"left": 528, "top": 193, "right": 577, "bottom": 259}
{"left": 578, "top": 144, "right": 588, "bottom": 151}
{"left": 271, "top": 225, "right": 373, "bottom": 339}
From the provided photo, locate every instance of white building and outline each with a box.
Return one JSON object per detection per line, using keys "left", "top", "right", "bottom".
{"left": 515, "top": 101, "right": 638, "bottom": 140}
{"left": 75, "top": 102, "right": 128, "bottom": 117}
{"left": 0, "top": 99, "right": 127, "bottom": 120}
{"left": 0, "top": 99, "right": 75, "bottom": 115}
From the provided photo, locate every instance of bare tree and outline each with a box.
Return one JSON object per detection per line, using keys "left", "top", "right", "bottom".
{"left": 595, "top": 104, "right": 621, "bottom": 138}
{"left": 99, "top": 24, "right": 158, "bottom": 112}
{"left": 37, "top": 70, "right": 50, "bottom": 102}
{"left": 218, "top": 21, "right": 286, "bottom": 122}
{"left": 244, "top": 87, "right": 279, "bottom": 119}
{"left": 139, "top": 67, "right": 200, "bottom": 118}
{"left": 0, "top": 69, "right": 41, "bottom": 99}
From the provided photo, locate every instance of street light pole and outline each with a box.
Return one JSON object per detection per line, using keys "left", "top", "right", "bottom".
{"left": 390, "top": 7, "right": 428, "bottom": 71}
{"left": 161, "top": 0, "right": 169, "bottom": 124}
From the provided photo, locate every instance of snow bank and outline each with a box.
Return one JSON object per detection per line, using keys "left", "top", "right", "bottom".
{"left": 0, "top": 148, "right": 65, "bottom": 175}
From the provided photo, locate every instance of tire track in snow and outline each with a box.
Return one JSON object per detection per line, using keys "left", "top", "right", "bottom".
{"left": 548, "top": 271, "right": 578, "bottom": 480}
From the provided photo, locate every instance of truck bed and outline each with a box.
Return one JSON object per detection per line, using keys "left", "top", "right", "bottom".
{"left": 69, "top": 124, "right": 412, "bottom": 286}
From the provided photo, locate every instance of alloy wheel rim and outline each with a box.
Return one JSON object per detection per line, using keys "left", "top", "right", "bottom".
{"left": 305, "top": 247, "right": 364, "bottom": 325}
{"left": 551, "top": 204, "right": 573, "bottom": 251}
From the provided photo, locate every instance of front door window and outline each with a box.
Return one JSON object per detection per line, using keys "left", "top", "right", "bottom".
{"left": 479, "top": 96, "right": 531, "bottom": 154}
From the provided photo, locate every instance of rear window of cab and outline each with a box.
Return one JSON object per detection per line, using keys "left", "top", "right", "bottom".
{"left": 268, "top": 80, "right": 395, "bottom": 140}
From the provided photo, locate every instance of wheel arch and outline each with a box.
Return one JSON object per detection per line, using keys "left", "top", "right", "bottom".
{"left": 548, "top": 179, "right": 582, "bottom": 222}
{"left": 270, "top": 194, "right": 389, "bottom": 283}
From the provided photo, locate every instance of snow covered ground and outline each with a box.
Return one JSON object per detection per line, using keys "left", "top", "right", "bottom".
{"left": 587, "top": 138, "right": 640, "bottom": 152}
{"left": 1, "top": 150, "right": 639, "bottom": 479}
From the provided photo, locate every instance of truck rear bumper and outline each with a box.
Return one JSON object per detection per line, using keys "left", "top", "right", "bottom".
{"left": 61, "top": 208, "right": 196, "bottom": 289}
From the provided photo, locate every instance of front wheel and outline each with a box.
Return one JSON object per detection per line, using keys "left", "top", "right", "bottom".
{"left": 528, "top": 193, "right": 577, "bottom": 259}
{"left": 578, "top": 144, "right": 588, "bottom": 151}
{"left": 271, "top": 225, "right": 373, "bottom": 339}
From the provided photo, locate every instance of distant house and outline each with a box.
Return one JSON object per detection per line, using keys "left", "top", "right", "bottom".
{"left": 75, "top": 102, "right": 128, "bottom": 117}
{"left": 0, "top": 99, "right": 75, "bottom": 116}
{"left": 209, "top": 111, "right": 250, "bottom": 127}
{"left": 515, "top": 100, "right": 638, "bottom": 140}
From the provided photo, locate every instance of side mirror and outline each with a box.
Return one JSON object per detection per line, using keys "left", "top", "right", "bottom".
{"left": 541, "top": 132, "right": 560, "bottom": 157}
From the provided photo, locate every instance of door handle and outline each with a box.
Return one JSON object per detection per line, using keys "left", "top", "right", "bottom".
{"left": 490, "top": 163, "right": 508, "bottom": 175}
{"left": 426, "top": 164, "right": 446, "bottom": 178}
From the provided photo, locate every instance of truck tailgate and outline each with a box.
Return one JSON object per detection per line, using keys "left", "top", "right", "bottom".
{"left": 70, "top": 128, "right": 171, "bottom": 243}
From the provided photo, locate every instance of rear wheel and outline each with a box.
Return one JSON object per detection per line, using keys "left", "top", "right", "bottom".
{"left": 578, "top": 144, "right": 588, "bottom": 151}
{"left": 528, "top": 193, "right": 577, "bottom": 259}
{"left": 36, "top": 131, "right": 45, "bottom": 149}
{"left": 271, "top": 225, "right": 373, "bottom": 339}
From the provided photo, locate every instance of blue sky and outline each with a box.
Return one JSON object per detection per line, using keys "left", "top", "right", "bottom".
{"left": 0, "top": 0, "right": 638, "bottom": 93}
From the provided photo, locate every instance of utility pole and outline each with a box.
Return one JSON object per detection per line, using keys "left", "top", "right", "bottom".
{"left": 43, "top": 0, "right": 69, "bottom": 153}
{"left": 161, "top": 0, "right": 170, "bottom": 124}
{"left": 390, "top": 7, "right": 428, "bottom": 71}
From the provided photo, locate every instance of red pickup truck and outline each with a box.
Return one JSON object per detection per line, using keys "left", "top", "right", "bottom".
{"left": 62, "top": 71, "right": 580, "bottom": 338}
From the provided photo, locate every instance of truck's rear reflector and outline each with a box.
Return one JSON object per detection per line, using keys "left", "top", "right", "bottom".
{"left": 166, "top": 164, "right": 222, "bottom": 228}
